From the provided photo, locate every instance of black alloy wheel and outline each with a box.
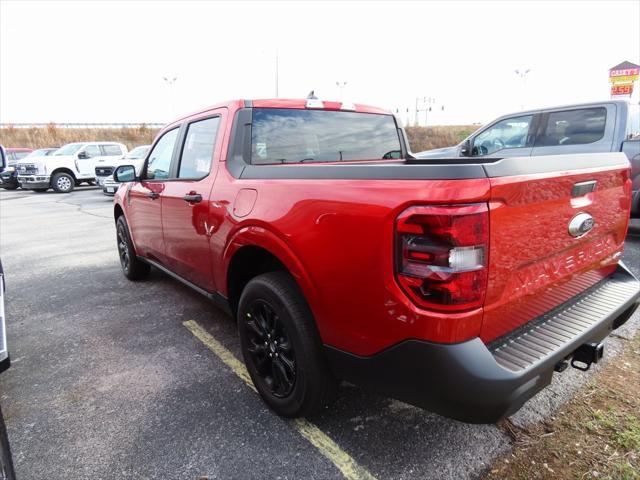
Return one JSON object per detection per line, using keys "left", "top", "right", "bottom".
{"left": 115, "top": 215, "right": 150, "bottom": 281}
{"left": 117, "top": 221, "right": 131, "bottom": 273}
{"left": 237, "top": 271, "right": 337, "bottom": 417}
{"left": 242, "top": 299, "right": 296, "bottom": 398}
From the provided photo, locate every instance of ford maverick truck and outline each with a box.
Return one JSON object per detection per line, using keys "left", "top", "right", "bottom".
{"left": 112, "top": 98, "right": 640, "bottom": 423}
{"left": 416, "top": 101, "right": 640, "bottom": 216}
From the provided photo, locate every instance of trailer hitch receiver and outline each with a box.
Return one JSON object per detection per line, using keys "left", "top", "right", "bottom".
{"left": 571, "top": 342, "right": 604, "bottom": 371}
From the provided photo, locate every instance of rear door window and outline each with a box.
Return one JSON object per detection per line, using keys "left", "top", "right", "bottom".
{"left": 251, "top": 109, "right": 401, "bottom": 164}
{"left": 83, "top": 145, "right": 101, "bottom": 158}
{"left": 536, "top": 108, "right": 607, "bottom": 147}
{"left": 102, "top": 144, "right": 124, "bottom": 156}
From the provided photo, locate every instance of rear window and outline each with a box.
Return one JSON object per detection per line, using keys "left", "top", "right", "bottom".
{"left": 537, "top": 107, "right": 607, "bottom": 147}
{"left": 251, "top": 109, "right": 401, "bottom": 164}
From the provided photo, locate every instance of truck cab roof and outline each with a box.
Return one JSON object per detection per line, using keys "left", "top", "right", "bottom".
{"left": 167, "top": 98, "right": 392, "bottom": 128}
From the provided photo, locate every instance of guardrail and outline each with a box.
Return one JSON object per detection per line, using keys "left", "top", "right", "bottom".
{"left": 0, "top": 123, "right": 165, "bottom": 129}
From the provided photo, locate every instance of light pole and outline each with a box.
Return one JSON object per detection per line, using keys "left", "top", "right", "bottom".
{"left": 275, "top": 48, "right": 279, "bottom": 98}
{"left": 515, "top": 69, "right": 530, "bottom": 110}
{"left": 336, "top": 81, "right": 348, "bottom": 101}
{"left": 162, "top": 76, "right": 178, "bottom": 118}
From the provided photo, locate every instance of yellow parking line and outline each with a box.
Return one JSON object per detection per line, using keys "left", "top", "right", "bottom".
{"left": 183, "top": 320, "right": 377, "bottom": 480}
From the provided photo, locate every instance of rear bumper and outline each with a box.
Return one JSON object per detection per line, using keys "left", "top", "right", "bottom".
{"left": 326, "top": 263, "right": 640, "bottom": 424}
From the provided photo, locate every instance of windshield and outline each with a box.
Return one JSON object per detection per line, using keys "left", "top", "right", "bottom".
{"left": 251, "top": 109, "right": 402, "bottom": 164}
{"left": 125, "top": 145, "right": 150, "bottom": 159}
{"left": 54, "top": 143, "right": 84, "bottom": 156}
{"left": 25, "top": 148, "right": 55, "bottom": 159}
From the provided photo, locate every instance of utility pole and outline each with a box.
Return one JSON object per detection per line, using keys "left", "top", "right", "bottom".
{"left": 162, "top": 76, "right": 178, "bottom": 118}
{"left": 424, "top": 97, "right": 436, "bottom": 126}
{"left": 415, "top": 97, "right": 436, "bottom": 126}
{"left": 515, "top": 69, "right": 530, "bottom": 110}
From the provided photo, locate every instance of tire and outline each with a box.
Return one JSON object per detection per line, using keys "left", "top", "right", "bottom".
{"left": 33, "top": 188, "right": 48, "bottom": 192}
{"left": 0, "top": 404, "right": 16, "bottom": 480}
{"left": 51, "top": 172, "right": 75, "bottom": 193}
{"left": 116, "top": 215, "right": 150, "bottom": 281}
{"left": 238, "top": 271, "right": 337, "bottom": 417}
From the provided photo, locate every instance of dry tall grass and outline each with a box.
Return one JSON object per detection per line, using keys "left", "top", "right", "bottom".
{"left": 0, "top": 124, "right": 160, "bottom": 150}
{"left": 0, "top": 123, "right": 479, "bottom": 155}
{"left": 404, "top": 125, "right": 478, "bottom": 153}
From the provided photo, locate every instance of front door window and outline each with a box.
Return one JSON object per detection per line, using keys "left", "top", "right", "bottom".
{"left": 145, "top": 128, "right": 179, "bottom": 180}
{"left": 472, "top": 115, "right": 533, "bottom": 156}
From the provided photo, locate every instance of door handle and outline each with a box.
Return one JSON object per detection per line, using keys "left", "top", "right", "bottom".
{"left": 146, "top": 191, "right": 160, "bottom": 200}
{"left": 183, "top": 193, "right": 203, "bottom": 203}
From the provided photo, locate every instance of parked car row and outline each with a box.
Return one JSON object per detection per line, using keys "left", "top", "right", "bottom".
{"left": 0, "top": 142, "right": 149, "bottom": 195}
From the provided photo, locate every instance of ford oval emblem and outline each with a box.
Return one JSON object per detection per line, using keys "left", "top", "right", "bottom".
{"left": 568, "top": 213, "right": 595, "bottom": 238}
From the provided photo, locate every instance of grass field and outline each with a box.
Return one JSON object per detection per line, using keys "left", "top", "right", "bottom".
{"left": 0, "top": 124, "right": 160, "bottom": 150}
{"left": 0, "top": 123, "right": 479, "bottom": 154}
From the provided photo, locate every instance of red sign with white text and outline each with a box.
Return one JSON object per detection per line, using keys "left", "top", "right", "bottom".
{"left": 611, "top": 84, "right": 634, "bottom": 96}
{"left": 610, "top": 67, "right": 640, "bottom": 78}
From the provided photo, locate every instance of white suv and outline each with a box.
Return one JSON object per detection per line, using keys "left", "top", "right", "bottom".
{"left": 17, "top": 141, "right": 128, "bottom": 193}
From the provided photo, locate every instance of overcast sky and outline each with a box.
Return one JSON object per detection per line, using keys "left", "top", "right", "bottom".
{"left": 1, "top": 0, "right": 639, "bottom": 125}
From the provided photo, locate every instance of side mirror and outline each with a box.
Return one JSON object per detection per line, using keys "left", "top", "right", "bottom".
{"left": 113, "top": 165, "right": 137, "bottom": 183}
{"left": 459, "top": 139, "right": 471, "bottom": 157}
{"left": 0, "top": 146, "right": 5, "bottom": 169}
{"left": 77, "top": 151, "right": 89, "bottom": 159}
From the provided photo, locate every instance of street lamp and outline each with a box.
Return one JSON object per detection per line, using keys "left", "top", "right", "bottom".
{"left": 336, "top": 81, "right": 348, "bottom": 101}
{"left": 162, "top": 76, "right": 178, "bottom": 118}
{"left": 515, "top": 69, "right": 530, "bottom": 110}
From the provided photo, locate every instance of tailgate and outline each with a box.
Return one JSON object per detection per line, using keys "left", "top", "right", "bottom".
{"left": 481, "top": 152, "right": 632, "bottom": 343}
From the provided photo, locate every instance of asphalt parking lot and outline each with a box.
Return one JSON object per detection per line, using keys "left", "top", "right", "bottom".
{"left": 0, "top": 187, "right": 639, "bottom": 480}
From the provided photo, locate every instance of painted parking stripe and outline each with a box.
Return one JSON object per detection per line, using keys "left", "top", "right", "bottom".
{"left": 183, "top": 320, "right": 377, "bottom": 480}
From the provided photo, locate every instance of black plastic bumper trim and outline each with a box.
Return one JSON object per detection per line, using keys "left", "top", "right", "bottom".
{"left": 324, "top": 263, "right": 640, "bottom": 424}
{"left": 0, "top": 355, "right": 10, "bottom": 374}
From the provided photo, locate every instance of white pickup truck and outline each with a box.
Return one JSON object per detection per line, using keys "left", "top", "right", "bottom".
{"left": 17, "top": 141, "right": 128, "bottom": 193}
{"left": 95, "top": 145, "right": 150, "bottom": 196}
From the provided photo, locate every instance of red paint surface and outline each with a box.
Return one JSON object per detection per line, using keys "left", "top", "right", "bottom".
{"left": 481, "top": 166, "right": 630, "bottom": 342}
{"left": 116, "top": 100, "right": 632, "bottom": 356}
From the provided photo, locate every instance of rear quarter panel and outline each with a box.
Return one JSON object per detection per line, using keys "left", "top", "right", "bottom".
{"left": 213, "top": 167, "right": 491, "bottom": 356}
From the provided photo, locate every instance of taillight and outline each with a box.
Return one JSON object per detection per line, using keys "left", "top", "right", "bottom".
{"left": 395, "top": 203, "right": 489, "bottom": 312}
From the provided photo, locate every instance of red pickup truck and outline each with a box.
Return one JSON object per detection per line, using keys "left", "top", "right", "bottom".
{"left": 112, "top": 98, "right": 640, "bottom": 423}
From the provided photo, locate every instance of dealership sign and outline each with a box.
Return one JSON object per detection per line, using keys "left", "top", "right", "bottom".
{"left": 609, "top": 61, "right": 639, "bottom": 96}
